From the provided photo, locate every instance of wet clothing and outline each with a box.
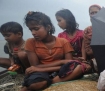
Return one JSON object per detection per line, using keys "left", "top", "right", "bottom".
{"left": 4, "top": 41, "right": 25, "bottom": 68}
{"left": 25, "top": 37, "right": 74, "bottom": 64}
{"left": 4, "top": 42, "right": 25, "bottom": 56}
{"left": 58, "top": 60, "right": 86, "bottom": 78}
{"left": 24, "top": 37, "right": 74, "bottom": 86}
{"left": 23, "top": 37, "right": 89, "bottom": 87}
{"left": 58, "top": 30, "right": 83, "bottom": 57}
{"left": 23, "top": 72, "right": 52, "bottom": 87}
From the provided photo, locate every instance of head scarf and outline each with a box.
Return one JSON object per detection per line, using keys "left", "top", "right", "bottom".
{"left": 89, "top": 4, "right": 101, "bottom": 13}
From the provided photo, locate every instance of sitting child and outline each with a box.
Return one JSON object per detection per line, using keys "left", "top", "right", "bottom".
{"left": 0, "top": 21, "right": 30, "bottom": 72}
{"left": 20, "top": 11, "right": 91, "bottom": 91}
{"left": 55, "top": 9, "right": 83, "bottom": 58}
{"left": 82, "top": 4, "right": 101, "bottom": 72}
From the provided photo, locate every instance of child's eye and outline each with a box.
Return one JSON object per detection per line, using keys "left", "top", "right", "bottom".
{"left": 7, "top": 35, "right": 10, "bottom": 37}
{"left": 90, "top": 11, "right": 98, "bottom": 15}
{"left": 29, "top": 27, "right": 39, "bottom": 31}
{"left": 34, "top": 28, "right": 39, "bottom": 30}
{"left": 57, "top": 20, "right": 61, "bottom": 22}
{"left": 90, "top": 12, "right": 94, "bottom": 15}
{"left": 6, "top": 34, "right": 11, "bottom": 37}
{"left": 2, "top": 34, "right": 10, "bottom": 37}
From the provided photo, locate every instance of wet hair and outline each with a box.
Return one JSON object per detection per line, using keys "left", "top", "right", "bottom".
{"left": 24, "top": 11, "right": 55, "bottom": 35}
{"left": 89, "top": 4, "right": 101, "bottom": 13}
{"left": 0, "top": 21, "right": 23, "bottom": 36}
{"left": 55, "top": 9, "right": 78, "bottom": 34}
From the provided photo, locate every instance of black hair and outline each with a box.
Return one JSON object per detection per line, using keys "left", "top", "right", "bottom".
{"left": 55, "top": 9, "right": 79, "bottom": 34}
{"left": 24, "top": 11, "right": 55, "bottom": 35}
{"left": 0, "top": 21, "right": 23, "bottom": 36}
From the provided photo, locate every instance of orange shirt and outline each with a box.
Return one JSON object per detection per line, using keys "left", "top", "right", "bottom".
{"left": 25, "top": 37, "right": 74, "bottom": 64}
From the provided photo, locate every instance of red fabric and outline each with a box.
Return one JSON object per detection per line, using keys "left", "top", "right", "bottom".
{"left": 58, "top": 60, "right": 86, "bottom": 78}
{"left": 58, "top": 30, "right": 83, "bottom": 57}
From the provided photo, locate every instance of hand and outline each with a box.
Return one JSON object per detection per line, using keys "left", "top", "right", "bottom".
{"left": 25, "top": 66, "right": 40, "bottom": 75}
{"left": 73, "top": 57, "right": 85, "bottom": 62}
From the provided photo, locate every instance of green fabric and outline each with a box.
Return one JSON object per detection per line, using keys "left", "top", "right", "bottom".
{"left": 8, "top": 71, "right": 17, "bottom": 75}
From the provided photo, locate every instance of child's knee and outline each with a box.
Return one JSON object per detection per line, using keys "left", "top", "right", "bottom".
{"left": 76, "top": 65, "right": 83, "bottom": 71}
{"left": 28, "top": 81, "right": 47, "bottom": 90}
{"left": 75, "top": 65, "right": 84, "bottom": 74}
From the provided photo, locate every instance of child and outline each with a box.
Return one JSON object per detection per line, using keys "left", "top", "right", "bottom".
{"left": 0, "top": 22, "right": 30, "bottom": 72}
{"left": 20, "top": 11, "right": 89, "bottom": 91}
{"left": 82, "top": 4, "right": 101, "bottom": 72}
{"left": 55, "top": 9, "right": 83, "bottom": 58}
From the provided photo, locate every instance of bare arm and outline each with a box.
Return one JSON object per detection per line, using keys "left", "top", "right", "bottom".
{"left": 82, "top": 39, "right": 86, "bottom": 60}
{"left": 26, "top": 51, "right": 62, "bottom": 74}
{"left": 26, "top": 50, "right": 73, "bottom": 68}
{"left": 36, "top": 52, "right": 73, "bottom": 68}
{"left": 26, "top": 66, "right": 61, "bottom": 74}
{"left": 9, "top": 56, "right": 14, "bottom": 65}
{"left": 36, "top": 61, "right": 63, "bottom": 68}
{"left": 26, "top": 51, "right": 64, "bottom": 67}
{"left": 26, "top": 51, "right": 39, "bottom": 66}
{"left": 39, "top": 66, "right": 61, "bottom": 72}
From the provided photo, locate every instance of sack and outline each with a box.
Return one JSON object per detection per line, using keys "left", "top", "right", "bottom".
{"left": 97, "top": 70, "right": 105, "bottom": 91}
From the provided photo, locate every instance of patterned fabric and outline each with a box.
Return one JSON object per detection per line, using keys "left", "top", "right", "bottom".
{"left": 83, "top": 26, "right": 94, "bottom": 59}
{"left": 58, "top": 30, "right": 83, "bottom": 57}
{"left": 58, "top": 60, "right": 86, "bottom": 78}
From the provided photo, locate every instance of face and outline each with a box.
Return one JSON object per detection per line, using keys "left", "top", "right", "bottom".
{"left": 56, "top": 16, "right": 67, "bottom": 29}
{"left": 89, "top": 6, "right": 100, "bottom": 16}
{"left": 27, "top": 21, "right": 49, "bottom": 41}
{"left": 1, "top": 32, "right": 20, "bottom": 43}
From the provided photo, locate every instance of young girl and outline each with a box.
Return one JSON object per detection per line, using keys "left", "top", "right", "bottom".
{"left": 55, "top": 9, "right": 83, "bottom": 58}
{"left": 20, "top": 11, "right": 88, "bottom": 91}
{"left": 82, "top": 4, "right": 101, "bottom": 72}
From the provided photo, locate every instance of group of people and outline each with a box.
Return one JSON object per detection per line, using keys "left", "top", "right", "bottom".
{"left": 0, "top": 4, "right": 103, "bottom": 91}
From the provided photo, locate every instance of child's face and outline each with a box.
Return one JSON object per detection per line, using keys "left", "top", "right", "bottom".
{"left": 89, "top": 6, "right": 100, "bottom": 16}
{"left": 27, "top": 21, "right": 49, "bottom": 41}
{"left": 56, "top": 16, "right": 67, "bottom": 29}
{"left": 1, "top": 32, "right": 21, "bottom": 43}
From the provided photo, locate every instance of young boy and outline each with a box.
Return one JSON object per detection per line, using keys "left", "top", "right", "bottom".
{"left": 0, "top": 21, "right": 29, "bottom": 72}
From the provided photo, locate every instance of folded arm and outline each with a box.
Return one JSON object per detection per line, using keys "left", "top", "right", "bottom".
{"left": 26, "top": 51, "right": 73, "bottom": 68}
